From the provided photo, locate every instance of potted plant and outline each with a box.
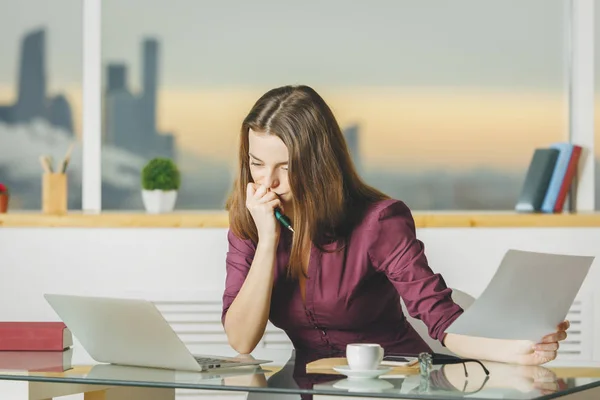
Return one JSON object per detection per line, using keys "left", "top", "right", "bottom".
{"left": 0, "top": 183, "right": 8, "bottom": 213}
{"left": 141, "top": 158, "right": 181, "bottom": 214}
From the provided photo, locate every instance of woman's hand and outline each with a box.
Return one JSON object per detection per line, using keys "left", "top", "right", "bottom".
{"left": 246, "top": 183, "right": 282, "bottom": 243}
{"left": 514, "top": 320, "right": 570, "bottom": 365}
{"left": 445, "top": 321, "right": 570, "bottom": 366}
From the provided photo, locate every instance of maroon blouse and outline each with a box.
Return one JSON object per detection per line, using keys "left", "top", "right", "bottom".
{"left": 222, "top": 199, "right": 463, "bottom": 357}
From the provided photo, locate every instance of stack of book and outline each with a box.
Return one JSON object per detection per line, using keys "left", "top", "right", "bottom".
{"left": 515, "top": 143, "right": 582, "bottom": 213}
{"left": 0, "top": 322, "right": 73, "bottom": 372}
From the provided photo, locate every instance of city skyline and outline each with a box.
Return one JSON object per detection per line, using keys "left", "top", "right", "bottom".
{"left": 2, "top": 0, "right": 599, "bottom": 171}
{"left": 104, "top": 38, "right": 176, "bottom": 160}
{"left": 0, "top": 29, "right": 74, "bottom": 134}
{"left": 2, "top": 82, "right": 586, "bottom": 171}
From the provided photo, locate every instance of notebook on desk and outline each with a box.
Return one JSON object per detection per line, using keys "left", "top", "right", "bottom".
{"left": 306, "top": 357, "right": 418, "bottom": 375}
{"left": 44, "top": 293, "right": 271, "bottom": 372}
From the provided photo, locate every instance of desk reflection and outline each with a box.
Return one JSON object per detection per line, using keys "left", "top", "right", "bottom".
{"left": 256, "top": 349, "right": 569, "bottom": 399}
{"left": 86, "top": 362, "right": 265, "bottom": 386}
{"left": 442, "top": 361, "right": 564, "bottom": 396}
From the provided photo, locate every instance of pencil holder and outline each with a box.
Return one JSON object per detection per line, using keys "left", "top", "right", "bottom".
{"left": 0, "top": 193, "right": 8, "bottom": 213}
{"left": 42, "top": 173, "right": 68, "bottom": 214}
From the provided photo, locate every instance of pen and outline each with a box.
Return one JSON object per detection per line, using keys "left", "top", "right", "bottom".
{"left": 274, "top": 208, "right": 294, "bottom": 233}
{"left": 60, "top": 143, "right": 75, "bottom": 173}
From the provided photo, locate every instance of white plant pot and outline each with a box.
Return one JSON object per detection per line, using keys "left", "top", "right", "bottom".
{"left": 141, "top": 190, "right": 178, "bottom": 214}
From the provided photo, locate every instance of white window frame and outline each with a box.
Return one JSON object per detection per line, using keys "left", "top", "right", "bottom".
{"left": 82, "top": 0, "right": 102, "bottom": 212}
{"left": 81, "top": 0, "right": 596, "bottom": 212}
{"left": 569, "top": 0, "right": 595, "bottom": 211}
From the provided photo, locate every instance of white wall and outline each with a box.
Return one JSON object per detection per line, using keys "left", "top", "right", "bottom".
{"left": 1, "top": 227, "right": 598, "bottom": 364}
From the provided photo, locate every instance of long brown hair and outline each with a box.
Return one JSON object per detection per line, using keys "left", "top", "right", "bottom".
{"left": 226, "top": 85, "right": 388, "bottom": 280}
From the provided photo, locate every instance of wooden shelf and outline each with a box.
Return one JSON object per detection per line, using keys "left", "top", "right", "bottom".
{"left": 0, "top": 211, "right": 229, "bottom": 228}
{"left": 412, "top": 212, "right": 600, "bottom": 228}
{"left": 1, "top": 211, "right": 600, "bottom": 228}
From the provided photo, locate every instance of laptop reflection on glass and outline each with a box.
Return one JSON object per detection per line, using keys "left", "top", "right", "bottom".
{"left": 44, "top": 294, "right": 271, "bottom": 372}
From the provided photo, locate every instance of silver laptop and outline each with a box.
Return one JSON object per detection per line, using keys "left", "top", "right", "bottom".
{"left": 44, "top": 293, "right": 271, "bottom": 372}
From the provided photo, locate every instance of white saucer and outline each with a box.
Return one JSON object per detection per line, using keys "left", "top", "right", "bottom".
{"left": 333, "top": 378, "right": 394, "bottom": 392}
{"left": 332, "top": 365, "right": 392, "bottom": 380}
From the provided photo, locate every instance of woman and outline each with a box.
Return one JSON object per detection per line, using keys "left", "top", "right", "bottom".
{"left": 222, "top": 85, "right": 568, "bottom": 365}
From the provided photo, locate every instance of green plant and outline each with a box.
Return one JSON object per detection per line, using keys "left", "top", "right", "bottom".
{"left": 141, "top": 158, "right": 181, "bottom": 191}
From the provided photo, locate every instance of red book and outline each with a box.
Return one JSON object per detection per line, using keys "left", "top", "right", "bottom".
{"left": 0, "top": 322, "right": 73, "bottom": 351}
{"left": 553, "top": 145, "right": 582, "bottom": 212}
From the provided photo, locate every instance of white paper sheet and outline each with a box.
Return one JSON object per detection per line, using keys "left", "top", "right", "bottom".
{"left": 445, "top": 249, "right": 595, "bottom": 341}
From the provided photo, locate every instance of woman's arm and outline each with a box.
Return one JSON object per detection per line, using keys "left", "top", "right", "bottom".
{"left": 366, "top": 200, "right": 569, "bottom": 365}
{"left": 224, "top": 240, "right": 278, "bottom": 354}
{"left": 366, "top": 200, "right": 463, "bottom": 344}
{"left": 444, "top": 321, "right": 569, "bottom": 365}
{"left": 223, "top": 184, "right": 284, "bottom": 354}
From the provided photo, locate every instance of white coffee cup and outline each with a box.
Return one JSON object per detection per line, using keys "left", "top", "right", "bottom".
{"left": 346, "top": 343, "right": 384, "bottom": 371}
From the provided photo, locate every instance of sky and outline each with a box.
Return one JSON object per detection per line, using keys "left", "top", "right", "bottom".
{"left": 0, "top": 0, "right": 569, "bottom": 89}
{"left": 0, "top": 0, "right": 599, "bottom": 172}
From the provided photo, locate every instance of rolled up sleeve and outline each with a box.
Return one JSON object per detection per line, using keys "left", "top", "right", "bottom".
{"left": 221, "top": 230, "right": 256, "bottom": 326}
{"left": 367, "top": 200, "right": 463, "bottom": 343}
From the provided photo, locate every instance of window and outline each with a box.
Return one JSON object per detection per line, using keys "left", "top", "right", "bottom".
{"left": 101, "top": 0, "right": 569, "bottom": 210}
{"left": 0, "top": 0, "right": 82, "bottom": 210}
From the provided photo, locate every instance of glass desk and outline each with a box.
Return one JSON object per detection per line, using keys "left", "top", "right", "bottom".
{"left": 0, "top": 346, "right": 598, "bottom": 400}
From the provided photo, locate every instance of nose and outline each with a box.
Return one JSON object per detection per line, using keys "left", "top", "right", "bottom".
{"left": 263, "top": 170, "right": 280, "bottom": 190}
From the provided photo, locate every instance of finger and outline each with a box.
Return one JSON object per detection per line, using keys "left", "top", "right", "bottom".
{"left": 534, "top": 372, "right": 558, "bottom": 383}
{"left": 557, "top": 320, "right": 570, "bottom": 332}
{"left": 266, "top": 198, "right": 282, "bottom": 211}
{"left": 531, "top": 367, "right": 558, "bottom": 382}
{"left": 540, "top": 331, "right": 567, "bottom": 343}
{"left": 246, "top": 183, "right": 256, "bottom": 204}
{"left": 254, "top": 185, "right": 267, "bottom": 198}
{"left": 271, "top": 193, "right": 284, "bottom": 212}
{"left": 534, "top": 350, "right": 557, "bottom": 362}
{"left": 534, "top": 342, "right": 559, "bottom": 352}
{"left": 534, "top": 381, "right": 559, "bottom": 393}
{"left": 257, "top": 191, "right": 279, "bottom": 203}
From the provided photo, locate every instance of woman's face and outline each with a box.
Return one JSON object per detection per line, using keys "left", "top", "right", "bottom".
{"left": 248, "top": 129, "right": 292, "bottom": 204}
